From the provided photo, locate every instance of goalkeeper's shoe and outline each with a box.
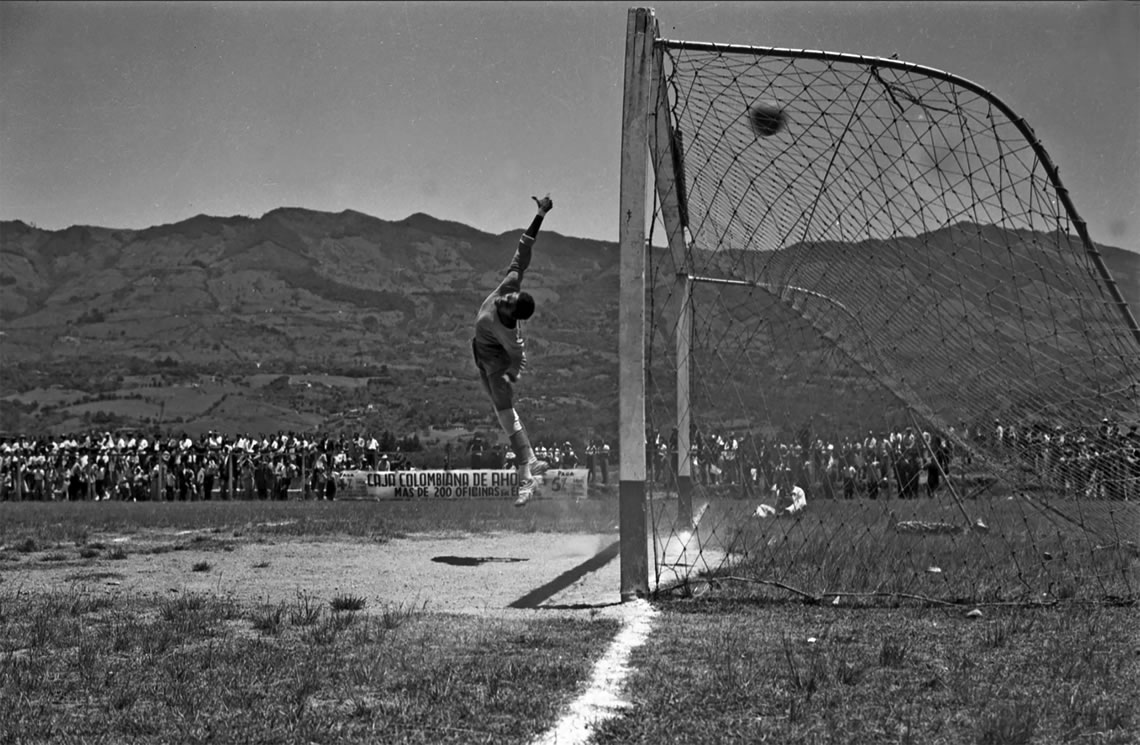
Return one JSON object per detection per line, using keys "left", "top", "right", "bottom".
{"left": 514, "top": 476, "right": 539, "bottom": 507}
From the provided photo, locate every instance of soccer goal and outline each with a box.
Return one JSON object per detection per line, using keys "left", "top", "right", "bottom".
{"left": 617, "top": 7, "right": 1140, "bottom": 605}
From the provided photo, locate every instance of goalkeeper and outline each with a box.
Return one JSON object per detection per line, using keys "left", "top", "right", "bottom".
{"left": 471, "top": 194, "right": 553, "bottom": 506}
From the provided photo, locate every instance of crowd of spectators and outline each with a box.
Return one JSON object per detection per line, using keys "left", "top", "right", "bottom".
{"left": 462, "top": 434, "right": 613, "bottom": 484}
{"left": 645, "top": 417, "right": 1140, "bottom": 502}
{"left": 0, "top": 430, "right": 616, "bottom": 502}
{"left": 2, "top": 417, "right": 1135, "bottom": 502}
{"left": 0, "top": 431, "right": 422, "bottom": 502}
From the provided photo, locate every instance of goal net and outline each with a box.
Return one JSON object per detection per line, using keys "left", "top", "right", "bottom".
{"left": 619, "top": 9, "right": 1139, "bottom": 605}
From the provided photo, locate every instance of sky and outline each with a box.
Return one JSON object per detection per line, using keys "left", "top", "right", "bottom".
{"left": 1, "top": 1, "right": 1137, "bottom": 252}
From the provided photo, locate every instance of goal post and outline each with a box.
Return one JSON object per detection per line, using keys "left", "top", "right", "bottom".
{"left": 618, "top": 6, "right": 1140, "bottom": 605}
{"left": 616, "top": 7, "right": 653, "bottom": 601}
{"left": 618, "top": 7, "right": 700, "bottom": 599}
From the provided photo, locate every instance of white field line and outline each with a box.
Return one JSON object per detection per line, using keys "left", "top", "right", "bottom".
{"left": 531, "top": 599, "right": 658, "bottom": 745}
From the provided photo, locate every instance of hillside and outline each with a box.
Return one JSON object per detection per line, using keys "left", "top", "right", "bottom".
{"left": 0, "top": 208, "right": 621, "bottom": 441}
{"left": 1, "top": 209, "right": 1137, "bottom": 442}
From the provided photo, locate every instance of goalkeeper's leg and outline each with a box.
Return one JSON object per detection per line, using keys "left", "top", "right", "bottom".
{"left": 481, "top": 369, "right": 547, "bottom": 505}
{"left": 495, "top": 407, "right": 549, "bottom": 506}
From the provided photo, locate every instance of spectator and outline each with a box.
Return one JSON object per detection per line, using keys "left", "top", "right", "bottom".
{"left": 273, "top": 457, "right": 289, "bottom": 500}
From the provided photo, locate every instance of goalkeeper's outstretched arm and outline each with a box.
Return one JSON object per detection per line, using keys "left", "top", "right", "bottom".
{"left": 499, "top": 193, "right": 554, "bottom": 293}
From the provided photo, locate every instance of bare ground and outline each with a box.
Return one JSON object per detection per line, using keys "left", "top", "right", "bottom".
{"left": 0, "top": 528, "right": 630, "bottom": 619}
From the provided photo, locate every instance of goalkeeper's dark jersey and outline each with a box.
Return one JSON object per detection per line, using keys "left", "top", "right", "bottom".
{"left": 472, "top": 232, "right": 535, "bottom": 379}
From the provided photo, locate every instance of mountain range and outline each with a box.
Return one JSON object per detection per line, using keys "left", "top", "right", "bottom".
{"left": 0, "top": 208, "right": 622, "bottom": 441}
{"left": 1, "top": 209, "right": 1137, "bottom": 443}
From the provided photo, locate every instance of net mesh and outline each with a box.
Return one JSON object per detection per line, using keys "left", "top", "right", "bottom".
{"left": 643, "top": 40, "right": 1140, "bottom": 605}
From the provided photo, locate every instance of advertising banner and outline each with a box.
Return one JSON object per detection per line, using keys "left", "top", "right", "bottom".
{"left": 538, "top": 468, "right": 590, "bottom": 501}
{"left": 333, "top": 468, "right": 589, "bottom": 501}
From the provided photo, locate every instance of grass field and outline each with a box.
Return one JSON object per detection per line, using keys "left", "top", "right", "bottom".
{"left": 1, "top": 497, "right": 1137, "bottom": 744}
{"left": 648, "top": 493, "right": 1139, "bottom": 605}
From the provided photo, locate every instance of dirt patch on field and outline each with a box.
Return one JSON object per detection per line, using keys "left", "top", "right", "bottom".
{"left": 0, "top": 529, "right": 628, "bottom": 618}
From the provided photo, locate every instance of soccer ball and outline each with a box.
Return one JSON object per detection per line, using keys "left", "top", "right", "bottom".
{"left": 748, "top": 103, "right": 787, "bottom": 138}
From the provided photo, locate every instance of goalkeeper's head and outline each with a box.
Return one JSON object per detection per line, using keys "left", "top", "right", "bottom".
{"left": 500, "top": 291, "right": 536, "bottom": 321}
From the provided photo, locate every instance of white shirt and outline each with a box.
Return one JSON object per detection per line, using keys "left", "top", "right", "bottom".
{"left": 771, "top": 484, "right": 807, "bottom": 514}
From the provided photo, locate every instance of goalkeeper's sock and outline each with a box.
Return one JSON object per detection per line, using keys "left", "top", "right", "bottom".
{"left": 506, "top": 425, "right": 535, "bottom": 479}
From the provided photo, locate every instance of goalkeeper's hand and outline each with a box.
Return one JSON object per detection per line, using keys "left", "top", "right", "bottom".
{"left": 532, "top": 193, "right": 553, "bottom": 215}
{"left": 502, "top": 371, "right": 519, "bottom": 384}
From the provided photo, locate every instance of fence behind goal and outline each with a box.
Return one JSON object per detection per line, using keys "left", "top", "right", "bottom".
{"left": 617, "top": 7, "right": 1139, "bottom": 606}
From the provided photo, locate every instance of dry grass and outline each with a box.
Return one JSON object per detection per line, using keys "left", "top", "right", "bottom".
{"left": 593, "top": 600, "right": 1138, "bottom": 744}
{"left": 0, "top": 498, "right": 1136, "bottom": 744}
{"left": 0, "top": 585, "right": 619, "bottom": 744}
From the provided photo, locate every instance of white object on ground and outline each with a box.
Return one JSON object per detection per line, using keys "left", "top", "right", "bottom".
{"left": 754, "top": 484, "right": 807, "bottom": 518}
